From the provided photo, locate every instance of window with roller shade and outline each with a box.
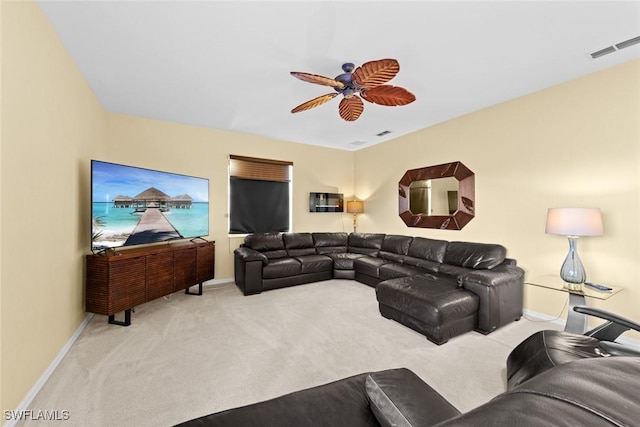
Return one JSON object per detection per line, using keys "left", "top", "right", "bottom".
{"left": 228, "top": 155, "right": 292, "bottom": 234}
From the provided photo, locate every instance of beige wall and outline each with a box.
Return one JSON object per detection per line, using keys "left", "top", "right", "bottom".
{"left": 1, "top": 2, "right": 108, "bottom": 411}
{"left": 105, "top": 113, "right": 355, "bottom": 279}
{"left": 355, "top": 59, "right": 640, "bottom": 329}
{"left": 0, "top": 0, "right": 4, "bottom": 413}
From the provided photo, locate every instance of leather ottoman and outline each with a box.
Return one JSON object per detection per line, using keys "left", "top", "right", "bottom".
{"left": 376, "top": 275, "right": 479, "bottom": 345}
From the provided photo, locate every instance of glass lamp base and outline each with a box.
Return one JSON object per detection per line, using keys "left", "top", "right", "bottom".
{"left": 560, "top": 236, "right": 586, "bottom": 285}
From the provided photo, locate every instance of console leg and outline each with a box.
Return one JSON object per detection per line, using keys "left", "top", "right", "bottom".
{"left": 564, "top": 293, "right": 588, "bottom": 334}
{"left": 108, "top": 309, "right": 131, "bottom": 327}
{"left": 185, "top": 283, "right": 203, "bottom": 296}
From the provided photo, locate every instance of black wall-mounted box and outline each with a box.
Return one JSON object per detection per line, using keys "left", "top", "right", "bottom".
{"left": 309, "top": 193, "right": 344, "bottom": 212}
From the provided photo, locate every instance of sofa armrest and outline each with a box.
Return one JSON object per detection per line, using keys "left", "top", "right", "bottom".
{"left": 459, "top": 266, "right": 524, "bottom": 334}
{"left": 235, "top": 246, "right": 268, "bottom": 264}
{"left": 459, "top": 265, "right": 523, "bottom": 287}
{"left": 365, "top": 368, "right": 461, "bottom": 427}
{"left": 501, "top": 257, "right": 518, "bottom": 267}
{"left": 234, "top": 248, "right": 266, "bottom": 295}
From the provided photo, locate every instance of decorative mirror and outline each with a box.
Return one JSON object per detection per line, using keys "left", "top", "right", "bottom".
{"left": 399, "top": 161, "right": 475, "bottom": 230}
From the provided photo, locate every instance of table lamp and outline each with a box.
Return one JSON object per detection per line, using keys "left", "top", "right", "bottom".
{"left": 347, "top": 200, "right": 364, "bottom": 233}
{"left": 545, "top": 208, "right": 603, "bottom": 287}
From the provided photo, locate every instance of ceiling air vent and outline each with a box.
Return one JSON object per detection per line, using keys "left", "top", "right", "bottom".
{"left": 616, "top": 35, "right": 640, "bottom": 50}
{"left": 376, "top": 130, "right": 392, "bottom": 137}
{"left": 590, "top": 35, "right": 640, "bottom": 59}
{"left": 349, "top": 141, "right": 368, "bottom": 146}
{"left": 590, "top": 46, "right": 616, "bottom": 59}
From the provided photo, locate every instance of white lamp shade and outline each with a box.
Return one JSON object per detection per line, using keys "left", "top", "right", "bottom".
{"left": 347, "top": 201, "right": 364, "bottom": 214}
{"left": 545, "top": 208, "right": 603, "bottom": 236}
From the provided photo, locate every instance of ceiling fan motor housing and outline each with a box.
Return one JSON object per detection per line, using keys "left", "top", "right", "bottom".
{"left": 334, "top": 69, "right": 359, "bottom": 96}
{"left": 341, "top": 62, "right": 355, "bottom": 72}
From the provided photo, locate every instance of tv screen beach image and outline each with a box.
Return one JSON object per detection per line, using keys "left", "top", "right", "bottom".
{"left": 91, "top": 161, "right": 209, "bottom": 250}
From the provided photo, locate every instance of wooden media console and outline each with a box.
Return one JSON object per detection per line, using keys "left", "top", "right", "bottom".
{"left": 86, "top": 240, "right": 215, "bottom": 326}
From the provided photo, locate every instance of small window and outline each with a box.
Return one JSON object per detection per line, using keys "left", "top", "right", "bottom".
{"left": 229, "top": 155, "right": 292, "bottom": 234}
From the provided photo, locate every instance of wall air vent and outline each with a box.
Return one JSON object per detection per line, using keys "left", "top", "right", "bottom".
{"left": 591, "top": 35, "right": 640, "bottom": 59}
{"left": 376, "top": 130, "right": 392, "bottom": 137}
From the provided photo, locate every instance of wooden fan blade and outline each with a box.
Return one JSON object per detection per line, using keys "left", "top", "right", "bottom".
{"left": 291, "top": 93, "right": 339, "bottom": 113}
{"left": 352, "top": 59, "right": 400, "bottom": 89}
{"left": 290, "top": 72, "right": 346, "bottom": 89}
{"left": 361, "top": 85, "right": 416, "bottom": 106}
{"left": 338, "top": 95, "right": 364, "bottom": 121}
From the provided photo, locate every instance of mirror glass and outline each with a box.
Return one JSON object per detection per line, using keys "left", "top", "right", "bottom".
{"left": 399, "top": 161, "right": 475, "bottom": 230}
{"left": 408, "top": 177, "right": 458, "bottom": 216}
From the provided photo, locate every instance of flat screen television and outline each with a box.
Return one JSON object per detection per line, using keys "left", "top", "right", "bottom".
{"left": 91, "top": 160, "right": 209, "bottom": 251}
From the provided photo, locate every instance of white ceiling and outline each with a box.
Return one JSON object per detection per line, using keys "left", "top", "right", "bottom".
{"left": 38, "top": 1, "right": 640, "bottom": 151}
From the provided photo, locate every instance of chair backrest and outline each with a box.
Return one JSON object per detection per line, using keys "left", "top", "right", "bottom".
{"left": 444, "top": 357, "right": 640, "bottom": 426}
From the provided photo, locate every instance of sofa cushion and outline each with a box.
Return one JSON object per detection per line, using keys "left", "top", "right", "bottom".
{"left": 366, "top": 369, "right": 461, "bottom": 427}
{"left": 444, "top": 242, "right": 506, "bottom": 270}
{"left": 378, "top": 235, "right": 411, "bottom": 263}
{"left": 407, "top": 237, "right": 448, "bottom": 263}
{"left": 378, "top": 251, "right": 405, "bottom": 263}
{"left": 354, "top": 257, "right": 390, "bottom": 278}
{"left": 263, "top": 258, "right": 302, "bottom": 279}
{"left": 381, "top": 235, "right": 413, "bottom": 255}
{"left": 244, "top": 233, "right": 288, "bottom": 259}
{"left": 294, "top": 255, "right": 333, "bottom": 274}
{"left": 376, "top": 275, "right": 477, "bottom": 325}
{"left": 402, "top": 256, "right": 440, "bottom": 274}
{"left": 326, "top": 252, "right": 367, "bottom": 270}
{"left": 348, "top": 233, "right": 385, "bottom": 256}
{"left": 379, "top": 263, "right": 432, "bottom": 281}
{"left": 284, "top": 233, "right": 316, "bottom": 257}
{"left": 438, "top": 264, "right": 472, "bottom": 280}
{"left": 313, "top": 232, "right": 349, "bottom": 254}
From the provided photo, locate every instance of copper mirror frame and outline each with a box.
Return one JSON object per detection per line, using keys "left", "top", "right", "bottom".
{"left": 399, "top": 161, "right": 475, "bottom": 230}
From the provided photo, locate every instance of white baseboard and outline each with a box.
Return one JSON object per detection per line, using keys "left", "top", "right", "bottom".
{"left": 523, "top": 307, "right": 568, "bottom": 327}
{"left": 524, "top": 308, "right": 640, "bottom": 351}
{"left": 3, "top": 313, "right": 94, "bottom": 427}
{"left": 203, "top": 277, "right": 234, "bottom": 287}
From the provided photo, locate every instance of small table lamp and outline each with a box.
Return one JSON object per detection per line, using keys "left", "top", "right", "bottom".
{"left": 347, "top": 200, "right": 364, "bottom": 233}
{"left": 545, "top": 208, "right": 603, "bottom": 287}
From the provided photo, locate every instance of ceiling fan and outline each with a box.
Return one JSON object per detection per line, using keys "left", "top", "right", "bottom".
{"left": 290, "top": 58, "right": 416, "bottom": 122}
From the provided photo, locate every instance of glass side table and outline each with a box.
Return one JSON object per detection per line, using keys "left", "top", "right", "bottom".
{"left": 525, "top": 280, "right": 622, "bottom": 334}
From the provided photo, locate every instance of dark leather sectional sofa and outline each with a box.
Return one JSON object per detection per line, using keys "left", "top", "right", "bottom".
{"left": 177, "top": 356, "right": 640, "bottom": 427}
{"left": 234, "top": 232, "right": 524, "bottom": 344}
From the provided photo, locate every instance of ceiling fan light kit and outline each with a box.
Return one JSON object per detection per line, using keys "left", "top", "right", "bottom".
{"left": 290, "top": 58, "right": 416, "bottom": 122}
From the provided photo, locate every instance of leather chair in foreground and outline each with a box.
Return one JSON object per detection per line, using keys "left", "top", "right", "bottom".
{"left": 176, "top": 305, "right": 640, "bottom": 426}
{"left": 176, "top": 357, "right": 640, "bottom": 426}
{"left": 507, "top": 305, "right": 640, "bottom": 389}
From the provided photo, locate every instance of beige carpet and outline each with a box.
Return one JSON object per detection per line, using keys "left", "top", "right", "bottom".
{"left": 20, "top": 280, "right": 559, "bottom": 427}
